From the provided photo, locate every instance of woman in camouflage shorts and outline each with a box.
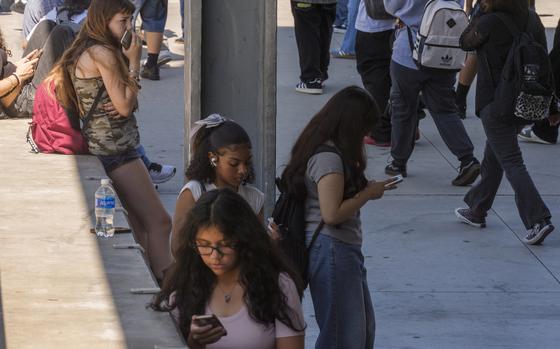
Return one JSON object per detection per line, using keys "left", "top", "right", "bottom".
{"left": 46, "top": 0, "right": 172, "bottom": 281}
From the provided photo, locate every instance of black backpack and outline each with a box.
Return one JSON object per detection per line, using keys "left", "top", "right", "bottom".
{"left": 490, "top": 12, "right": 554, "bottom": 123}
{"left": 272, "top": 145, "right": 345, "bottom": 287}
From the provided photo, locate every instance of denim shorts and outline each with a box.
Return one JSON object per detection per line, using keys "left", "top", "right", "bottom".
{"left": 97, "top": 148, "right": 140, "bottom": 173}
{"left": 135, "top": 0, "right": 168, "bottom": 33}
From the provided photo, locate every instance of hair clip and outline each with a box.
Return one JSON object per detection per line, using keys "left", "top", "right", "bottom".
{"left": 191, "top": 113, "right": 229, "bottom": 140}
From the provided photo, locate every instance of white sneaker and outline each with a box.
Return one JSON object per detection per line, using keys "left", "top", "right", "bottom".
{"left": 518, "top": 128, "right": 552, "bottom": 145}
{"left": 141, "top": 50, "right": 173, "bottom": 67}
{"left": 149, "top": 163, "right": 176, "bottom": 184}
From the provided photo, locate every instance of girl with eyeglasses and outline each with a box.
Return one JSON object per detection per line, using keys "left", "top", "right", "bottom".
{"left": 171, "top": 114, "right": 264, "bottom": 257}
{"left": 152, "top": 188, "right": 305, "bottom": 349}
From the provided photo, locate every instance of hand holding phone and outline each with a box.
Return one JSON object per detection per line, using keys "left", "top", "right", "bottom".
{"left": 188, "top": 314, "right": 227, "bottom": 348}
{"left": 384, "top": 174, "right": 404, "bottom": 189}
{"left": 120, "top": 30, "right": 133, "bottom": 50}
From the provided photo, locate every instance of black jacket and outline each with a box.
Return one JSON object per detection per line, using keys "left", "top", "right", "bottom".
{"left": 460, "top": 10, "right": 548, "bottom": 116}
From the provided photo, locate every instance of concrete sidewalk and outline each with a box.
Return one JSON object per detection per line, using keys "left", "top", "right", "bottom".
{"left": 277, "top": 2, "right": 560, "bottom": 348}
{"left": 1, "top": 1, "right": 560, "bottom": 348}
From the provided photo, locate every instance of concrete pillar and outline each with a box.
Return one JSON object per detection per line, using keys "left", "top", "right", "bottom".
{"left": 184, "top": 0, "right": 277, "bottom": 215}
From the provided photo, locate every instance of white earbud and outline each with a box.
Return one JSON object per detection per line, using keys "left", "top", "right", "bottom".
{"left": 210, "top": 157, "right": 218, "bottom": 167}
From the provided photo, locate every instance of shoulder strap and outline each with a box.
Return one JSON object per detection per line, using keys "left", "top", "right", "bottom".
{"left": 306, "top": 221, "right": 324, "bottom": 253}
{"left": 81, "top": 84, "right": 106, "bottom": 131}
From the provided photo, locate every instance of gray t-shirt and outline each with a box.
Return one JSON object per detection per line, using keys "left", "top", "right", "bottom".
{"left": 305, "top": 151, "right": 362, "bottom": 245}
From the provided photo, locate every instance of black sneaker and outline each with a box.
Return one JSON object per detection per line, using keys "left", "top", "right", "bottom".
{"left": 452, "top": 159, "right": 480, "bottom": 186}
{"left": 295, "top": 79, "right": 323, "bottom": 95}
{"left": 455, "top": 208, "right": 486, "bottom": 228}
{"left": 385, "top": 162, "right": 407, "bottom": 177}
{"left": 524, "top": 221, "right": 554, "bottom": 245}
{"left": 141, "top": 64, "right": 160, "bottom": 81}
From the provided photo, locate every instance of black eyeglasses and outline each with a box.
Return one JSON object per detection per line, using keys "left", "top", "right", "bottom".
{"left": 195, "top": 244, "right": 236, "bottom": 257}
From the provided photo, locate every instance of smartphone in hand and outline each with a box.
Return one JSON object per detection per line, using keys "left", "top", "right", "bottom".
{"left": 120, "top": 30, "right": 133, "bottom": 50}
{"left": 385, "top": 174, "right": 404, "bottom": 188}
{"left": 193, "top": 314, "right": 227, "bottom": 336}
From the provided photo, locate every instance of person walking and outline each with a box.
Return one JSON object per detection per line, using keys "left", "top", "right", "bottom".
{"left": 354, "top": 0, "right": 395, "bottom": 146}
{"left": 455, "top": 0, "right": 556, "bottom": 245}
{"left": 291, "top": 0, "right": 337, "bottom": 95}
{"left": 383, "top": 0, "right": 481, "bottom": 186}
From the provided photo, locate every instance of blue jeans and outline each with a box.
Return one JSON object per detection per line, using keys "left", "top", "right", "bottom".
{"left": 308, "top": 234, "right": 375, "bottom": 349}
{"left": 339, "top": 0, "right": 358, "bottom": 54}
{"left": 136, "top": 144, "right": 151, "bottom": 168}
{"left": 334, "top": 0, "right": 348, "bottom": 27}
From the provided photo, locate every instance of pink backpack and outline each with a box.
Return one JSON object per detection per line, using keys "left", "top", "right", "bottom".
{"left": 27, "top": 81, "right": 104, "bottom": 155}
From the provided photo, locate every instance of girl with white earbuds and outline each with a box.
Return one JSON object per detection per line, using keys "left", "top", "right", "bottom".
{"left": 171, "top": 114, "right": 264, "bottom": 257}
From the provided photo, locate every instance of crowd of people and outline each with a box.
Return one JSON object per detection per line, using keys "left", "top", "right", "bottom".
{"left": 1, "top": 0, "right": 560, "bottom": 348}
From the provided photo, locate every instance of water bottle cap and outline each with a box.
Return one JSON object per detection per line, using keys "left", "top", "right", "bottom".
{"left": 101, "top": 178, "right": 110, "bottom": 186}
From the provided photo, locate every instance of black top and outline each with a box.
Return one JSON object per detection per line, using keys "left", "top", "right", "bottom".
{"left": 460, "top": 10, "right": 548, "bottom": 115}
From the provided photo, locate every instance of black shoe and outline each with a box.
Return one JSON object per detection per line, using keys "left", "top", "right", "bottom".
{"left": 295, "top": 79, "right": 323, "bottom": 95}
{"left": 452, "top": 159, "right": 480, "bottom": 186}
{"left": 455, "top": 208, "right": 487, "bottom": 228}
{"left": 385, "top": 162, "right": 407, "bottom": 177}
{"left": 141, "top": 64, "right": 160, "bottom": 80}
{"left": 524, "top": 220, "right": 554, "bottom": 245}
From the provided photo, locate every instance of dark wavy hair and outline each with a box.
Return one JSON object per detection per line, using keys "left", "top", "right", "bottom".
{"left": 279, "top": 86, "right": 379, "bottom": 199}
{"left": 185, "top": 120, "right": 255, "bottom": 184}
{"left": 0, "top": 29, "right": 11, "bottom": 57}
{"left": 151, "top": 188, "right": 305, "bottom": 339}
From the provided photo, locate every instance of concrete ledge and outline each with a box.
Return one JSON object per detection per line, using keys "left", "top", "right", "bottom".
{"left": 0, "top": 119, "right": 183, "bottom": 348}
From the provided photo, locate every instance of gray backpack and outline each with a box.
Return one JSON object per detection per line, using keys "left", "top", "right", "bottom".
{"left": 407, "top": 0, "right": 468, "bottom": 71}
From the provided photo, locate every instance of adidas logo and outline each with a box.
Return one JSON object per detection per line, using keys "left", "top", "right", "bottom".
{"left": 441, "top": 55, "right": 453, "bottom": 65}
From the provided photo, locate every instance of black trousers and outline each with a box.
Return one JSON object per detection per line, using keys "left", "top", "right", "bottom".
{"left": 355, "top": 29, "right": 394, "bottom": 143}
{"left": 291, "top": 1, "right": 336, "bottom": 82}
{"left": 465, "top": 105, "right": 551, "bottom": 229}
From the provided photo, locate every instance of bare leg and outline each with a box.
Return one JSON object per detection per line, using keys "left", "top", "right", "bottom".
{"left": 145, "top": 32, "right": 163, "bottom": 55}
{"left": 108, "top": 158, "right": 172, "bottom": 280}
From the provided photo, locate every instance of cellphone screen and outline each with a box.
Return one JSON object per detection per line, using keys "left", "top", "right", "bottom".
{"left": 194, "top": 315, "right": 227, "bottom": 335}
{"left": 121, "top": 30, "right": 132, "bottom": 49}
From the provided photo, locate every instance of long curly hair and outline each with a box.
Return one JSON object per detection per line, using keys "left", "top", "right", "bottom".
{"left": 279, "top": 86, "right": 379, "bottom": 199}
{"left": 0, "top": 29, "right": 11, "bottom": 57}
{"left": 185, "top": 120, "right": 256, "bottom": 184}
{"left": 45, "top": 0, "right": 136, "bottom": 114}
{"left": 151, "top": 189, "right": 305, "bottom": 339}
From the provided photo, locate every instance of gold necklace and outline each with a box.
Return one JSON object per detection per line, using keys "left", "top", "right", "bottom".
{"left": 217, "top": 282, "right": 237, "bottom": 303}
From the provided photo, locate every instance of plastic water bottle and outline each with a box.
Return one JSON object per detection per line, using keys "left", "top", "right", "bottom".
{"left": 95, "top": 178, "right": 116, "bottom": 237}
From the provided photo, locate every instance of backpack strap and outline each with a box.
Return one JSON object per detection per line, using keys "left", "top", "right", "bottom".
{"left": 81, "top": 84, "right": 106, "bottom": 133}
{"left": 306, "top": 221, "right": 324, "bottom": 253}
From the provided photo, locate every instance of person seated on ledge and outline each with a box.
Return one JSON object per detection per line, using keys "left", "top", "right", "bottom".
{"left": 0, "top": 23, "right": 75, "bottom": 118}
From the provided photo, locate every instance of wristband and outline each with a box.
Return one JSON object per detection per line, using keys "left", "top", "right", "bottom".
{"left": 11, "top": 73, "right": 20, "bottom": 87}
